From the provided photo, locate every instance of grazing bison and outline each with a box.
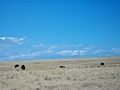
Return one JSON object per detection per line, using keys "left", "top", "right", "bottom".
{"left": 101, "top": 62, "right": 104, "bottom": 66}
{"left": 14, "top": 64, "right": 19, "bottom": 68}
{"left": 59, "top": 65, "right": 66, "bottom": 68}
{"left": 21, "top": 65, "right": 25, "bottom": 70}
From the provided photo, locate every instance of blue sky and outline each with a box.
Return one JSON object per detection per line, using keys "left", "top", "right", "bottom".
{"left": 0, "top": 0, "right": 120, "bottom": 61}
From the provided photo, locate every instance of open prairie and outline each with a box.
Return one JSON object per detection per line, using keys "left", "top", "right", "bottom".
{"left": 0, "top": 57, "right": 120, "bottom": 90}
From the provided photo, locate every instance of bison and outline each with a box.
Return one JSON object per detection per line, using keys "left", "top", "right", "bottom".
{"left": 59, "top": 65, "right": 66, "bottom": 68}
{"left": 21, "top": 65, "right": 25, "bottom": 70}
{"left": 14, "top": 64, "right": 19, "bottom": 68}
{"left": 100, "top": 62, "right": 104, "bottom": 66}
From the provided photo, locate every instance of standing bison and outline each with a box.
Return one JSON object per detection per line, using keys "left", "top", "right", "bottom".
{"left": 101, "top": 62, "right": 104, "bottom": 66}
{"left": 21, "top": 65, "right": 25, "bottom": 70}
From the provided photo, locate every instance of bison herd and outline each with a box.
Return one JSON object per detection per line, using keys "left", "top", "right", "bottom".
{"left": 14, "top": 62, "right": 105, "bottom": 70}
{"left": 14, "top": 64, "right": 25, "bottom": 70}
{"left": 59, "top": 62, "right": 105, "bottom": 69}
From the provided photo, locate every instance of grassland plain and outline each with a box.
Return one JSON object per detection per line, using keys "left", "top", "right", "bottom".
{"left": 0, "top": 57, "right": 120, "bottom": 90}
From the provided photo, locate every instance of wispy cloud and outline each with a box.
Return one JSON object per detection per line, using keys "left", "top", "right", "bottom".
{"left": 111, "top": 47, "right": 120, "bottom": 53}
{"left": 55, "top": 49, "right": 88, "bottom": 56}
{"left": 1, "top": 50, "right": 56, "bottom": 60}
{"left": 31, "top": 44, "right": 44, "bottom": 48}
{"left": 94, "top": 47, "right": 120, "bottom": 56}
{"left": 94, "top": 49, "right": 107, "bottom": 54}
{"left": 0, "top": 37, "right": 120, "bottom": 61}
{"left": 48, "top": 44, "right": 83, "bottom": 50}
{"left": 0, "top": 36, "right": 25, "bottom": 45}
{"left": 55, "top": 50, "right": 79, "bottom": 56}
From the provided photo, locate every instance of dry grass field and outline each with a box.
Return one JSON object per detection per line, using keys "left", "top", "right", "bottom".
{"left": 0, "top": 57, "right": 120, "bottom": 90}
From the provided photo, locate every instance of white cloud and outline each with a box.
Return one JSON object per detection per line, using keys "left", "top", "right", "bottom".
{"left": 79, "top": 50, "right": 88, "bottom": 55}
{"left": 111, "top": 47, "right": 120, "bottom": 53}
{"left": 0, "top": 36, "right": 25, "bottom": 45}
{"left": 94, "top": 49, "right": 107, "bottom": 54}
{"left": 3, "top": 52, "right": 41, "bottom": 60}
{"left": 94, "top": 47, "right": 120, "bottom": 56}
{"left": 56, "top": 50, "right": 87, "bottom": 56}
{"left": 3, "top": 50, "right": 56, "bottom": 60}
{"left": 0, "top": 41, "right": 120, "bottom": 60}
{"left": 48, "top": 45, "right": 59, "bottom": 50}
{"left": 56, "top": 50, "right": 75, "bottom": 56}
{"left": 48, "top": 44, "right": 83, "bottom": 50}
{"left": 43, "top": 50, "right": 55, "bottom": 54}
{"left": 32, "top": 44, "right": 44, "bottom": 48}
{"left": 75, "top": 44, "right": 84, "bottom": 47}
